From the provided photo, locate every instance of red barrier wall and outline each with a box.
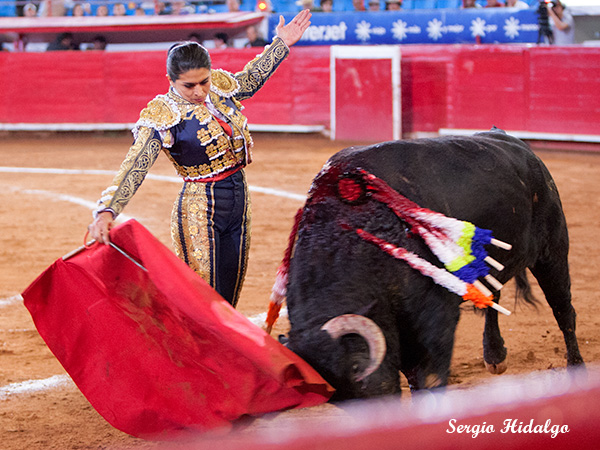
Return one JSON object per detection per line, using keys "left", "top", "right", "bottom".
{"left": 155, "top": 369, "right": 600, "bottom": 450}
{"left": 448, "top": 45, "right": 529, "bottom": 132}
{"left": 1, "top": 45, "right": 599, "bottom": 138}
{"left": 399, "top": 45, "right": 458, "bottom": 134}
{"left": 0, "top": 48, "right": 331, "bottom": 128}
{"left": 443, "top": 45, "right": 600, "bottom": 136}
{"left": 527, "top": 47, "right": 600, "bottom": 135}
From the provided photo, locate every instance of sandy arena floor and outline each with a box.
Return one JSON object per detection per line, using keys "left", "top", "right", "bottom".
{"left": 1, "top": 132, "right": 599, "bottom": 449}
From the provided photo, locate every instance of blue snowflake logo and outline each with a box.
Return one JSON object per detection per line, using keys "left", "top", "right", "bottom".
{"left": 393, "top": 20, "right": 409, "bottom": 41}
{"left": 427, "top": 18, "right": 444, "bottom": 41}
{"left": 470, "top": 17, "right": 487, "bottom": 37}
{"left": 504, "top": 16, "right": 520, "bottom": 39}
{"left": 356, "top": 20, "right": 372, "bottom": 42}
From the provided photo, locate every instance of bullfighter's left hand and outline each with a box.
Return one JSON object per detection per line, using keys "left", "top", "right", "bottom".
{"left": 276, "top": 9, "right": 312, "bottom": 47}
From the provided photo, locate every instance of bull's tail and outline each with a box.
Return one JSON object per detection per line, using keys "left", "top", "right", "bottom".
{"left": 514, "top": 269, "right": 539, "bottom": 308}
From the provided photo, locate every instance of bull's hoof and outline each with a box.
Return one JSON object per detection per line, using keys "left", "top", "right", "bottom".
{"left": 485, "top": 360, "right": 507, "bottom": 375}
{"left": 567, "top": 354, "right": 585, "bottom": 367}
{"left": 424, "top": 374, "right": 443, "bottom": 389}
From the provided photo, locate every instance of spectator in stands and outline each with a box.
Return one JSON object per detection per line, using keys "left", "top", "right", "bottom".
{"left": 135, "top": 6, "right": 147, "bottom": 14}
{"left": 38, "top": 0, "right": 67, "bottom": 17}
{"left": 214, "top": 32, "right": 230, "bottom": 48}
{"left": 187, "top": 33, "right": 203, "bottom": 43}
{"left": 297, "top": 0, "right": 320, "bottom": 11}
{"left": 368, "top": 0, "right": 381, "bottom": 11}
{"left": 385, "top": 0, "right": 401, "bottom": 10}
{"left": 23, "top": 3, "right": 38, "bottom": 16}
{"left": 548, "top": 1, "right": 575, "bottom": 45}
{"left": 462, "top": 0, "right": 481, "bottom": 7}
{"left": 113, "top": 2, "right": 127, "bottom": 15}
{"left": 218, "top": 33, "right": 231, "bottom": 48}
{"left": 87, "top": 10, "right": 312, "bottom": 308}
{"left": 47, "top": 32, "right": 79, "bottom": 50}
{"left": 485, "top": 0, "right": 504, "bottom": 7}
{"left": 88, "top": 35, "right": 107, "bottom": 50}
{"left": 352, "top": 0, "right": 366, "bottom": 11}
{"left": 245, "top": 25, "right": 268, "bottom": 47}
{"left": 505, "top": 0, "right": 529, "bottom": 8}
{"left": 320, "top": 0, "right": 333, "bottom": 12}
{"left": 72, "top": 2, "right": 87, "bottom": 16}
{"left": 226, "top": 0, "right": 240, "bottom": 12}
{"left": 171, "top": 0, "right": 192, "bottom": 14}
{"left": 154, "top": 2, "right": 169, "bottom": 14}
{"left": 96, "top": 3, "right": 109, "bottom": 16}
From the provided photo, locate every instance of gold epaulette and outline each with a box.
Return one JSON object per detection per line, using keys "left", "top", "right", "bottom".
{"left": 210, "top": 69, "right": 240, "bottom": 98}
{"left": 136, "top": 94, "right": 181, "bottom": 131}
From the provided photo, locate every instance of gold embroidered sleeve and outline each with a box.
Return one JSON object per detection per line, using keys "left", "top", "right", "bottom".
{"left": 234, "top": 37, "right": 290, "bottom": 101}
{"left": 95, "top": 127, "right": 162, "bottom": 218}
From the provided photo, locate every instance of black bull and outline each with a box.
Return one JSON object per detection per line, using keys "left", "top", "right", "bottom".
{"left": 283, "top": 130, "right": 584, "bottom": 400}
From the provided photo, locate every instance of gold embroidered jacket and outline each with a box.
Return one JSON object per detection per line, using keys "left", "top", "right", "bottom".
{"left": 95, "top": 37, "right": 289, "bottom": 218}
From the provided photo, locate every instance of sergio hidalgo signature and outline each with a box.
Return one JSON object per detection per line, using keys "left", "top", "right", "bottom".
{"left": 447, "top": 418, "right": 570, "bottom": 439}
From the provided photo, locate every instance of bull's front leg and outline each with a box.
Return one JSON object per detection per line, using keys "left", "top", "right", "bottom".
{"left": 483, "top": 306, "right": 508, "bottom": 374}
{"left": 400, "top": 298, "right": 460, "bottom": 391}
{"left": 403, "top": 366, "right": 449, "bottom": 392}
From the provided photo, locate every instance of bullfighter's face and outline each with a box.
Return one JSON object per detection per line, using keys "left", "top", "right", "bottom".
{"left": 168, "top": 68, "right": 212, "bottom": 105}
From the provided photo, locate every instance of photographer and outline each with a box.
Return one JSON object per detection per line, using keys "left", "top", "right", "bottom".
{"left": 548, "top": 1, "right": 575, "bottom": 45}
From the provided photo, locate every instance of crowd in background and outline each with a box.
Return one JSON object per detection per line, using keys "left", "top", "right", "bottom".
{"left": 17, "top": 0, "right": 229, "bottom": 17}
{"left": 38, "top": 23, "right": 269, "bottom": 51}
{"left": 2, "top": 0, "right": 575, "bottom": 50}
{"left": 12, "top": 0, "right": 261, "bottom": 17}
{"left": 9, "top": 0, "right": 548, "bottom": 18}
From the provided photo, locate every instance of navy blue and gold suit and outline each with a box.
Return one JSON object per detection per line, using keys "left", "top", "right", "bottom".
{"left": 95, "top": 37, "right": 290, "bottom": 307}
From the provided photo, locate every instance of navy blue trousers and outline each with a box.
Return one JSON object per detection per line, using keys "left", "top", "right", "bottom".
{"left": 171, "top": 170, "right": 250, "bottom": 307}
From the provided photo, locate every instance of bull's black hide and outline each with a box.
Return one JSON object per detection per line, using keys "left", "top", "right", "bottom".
{"left": 284, "top": 130, "right": 584, "bottom": 400}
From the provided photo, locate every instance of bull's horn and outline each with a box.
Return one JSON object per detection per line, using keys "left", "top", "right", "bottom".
{"left": 321, "top": 314, "right": 386, "bottom": 382}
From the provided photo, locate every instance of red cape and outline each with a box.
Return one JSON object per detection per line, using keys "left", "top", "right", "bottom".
{"left": 22, "top": 219, "right": 333, "bottom": 439}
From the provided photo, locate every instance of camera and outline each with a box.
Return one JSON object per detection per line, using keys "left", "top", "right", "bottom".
{"left": 536, "top": 0, "right": 554, "bottom": 44}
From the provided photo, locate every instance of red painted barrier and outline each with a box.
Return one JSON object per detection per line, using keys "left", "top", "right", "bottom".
{"left": 150, "top": 367, "right": 600, "bottom": 449}
{"left": 448, "top": 45, "right": 529, "bottom": 132}
{"left": 399, "top": 45, "right": 460, "bottom": 134}
{"left": 1, "top": 45, "right": 599, "bottom": 138}
{"left": 527, "top": 47, "right": 600, "bottom": 135}
{"left": 443, "top": 45, "right": 600, "bottom": 136}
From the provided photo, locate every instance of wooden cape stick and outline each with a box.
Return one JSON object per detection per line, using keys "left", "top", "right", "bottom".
{"left": 62, "top": 239, "right": 148, "bottom": 272}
